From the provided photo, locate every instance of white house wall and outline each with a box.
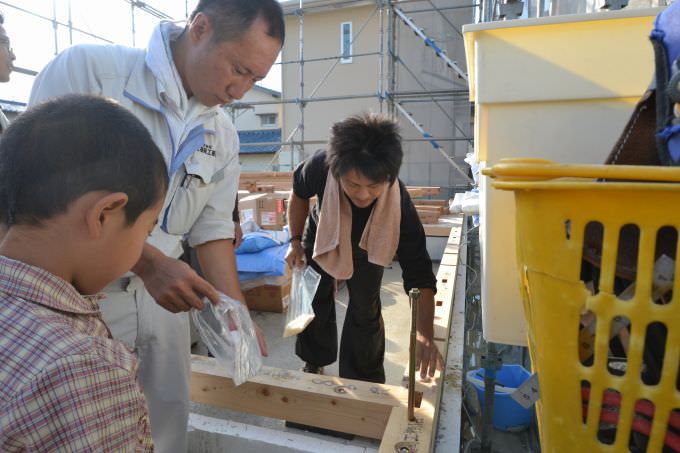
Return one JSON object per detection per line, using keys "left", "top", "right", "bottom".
{"left": 226, "top": 88, "right": 282, "bottom": 131}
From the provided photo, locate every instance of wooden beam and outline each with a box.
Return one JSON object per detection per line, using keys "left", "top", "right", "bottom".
{"left": 423, "top": 223, "right": 453, "bottom": 237}
{"left": 415, "top": 199, "right": 448, "bottom": 207}
{"left": 407, "top": 186, "right": 441, "bottom": 198}
{"left": 434, "top": 235, "right": 468, "bottom": 451}
{"left": 191, "top": 356, "right": 409, "bottom": 439}
{"left": 378, "top": 375, "right": 442, "bottom": 453}
{"left": 423, "top": 214, "right": 463, "bottom": 238}
{"left": 417, "top": 211, "right": 440, "bottom": 224}
{"left": 239, "top": 171, "right": 294, "bottom": 191}
{"left": 415, "top": 205, "right": 443, "bottom": 212}
{"left": 434, "top": 217, "right": 463, "bottom": 341}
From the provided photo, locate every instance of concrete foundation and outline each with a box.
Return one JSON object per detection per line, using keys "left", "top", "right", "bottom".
{"left": 188, "top": 413, "right": 378, "bottom": 453}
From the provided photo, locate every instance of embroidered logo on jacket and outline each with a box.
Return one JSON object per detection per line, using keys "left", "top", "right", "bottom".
{"left": 198, "top": 144, "right": 216, "bottom": 157}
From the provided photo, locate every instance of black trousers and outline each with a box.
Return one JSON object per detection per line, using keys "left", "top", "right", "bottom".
{"left": 295, "top": 247, "right": 386, "bottom": 384}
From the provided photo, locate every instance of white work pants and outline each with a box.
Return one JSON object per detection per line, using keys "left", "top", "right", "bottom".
{"left": 100, "top": 281, "right": 191, "bottom": 453}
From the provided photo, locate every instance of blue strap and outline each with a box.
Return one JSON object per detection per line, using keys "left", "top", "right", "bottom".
{"left": 160, "top": 126, "right": 207, "bottom": 233}
{"left": 124, "top": 90, "right": 215, "bottom": 232}
{"left": 652, "top": 4, "right": 680, "bottom": 70}
{"left": 169, "top": 124, "right": 205, "bottom": 176}
{"left": 656, "top": 123, "right": 680, "bottom": 140}
{"left": 656, "top": 124, "right": 680, "bottom": 162}
{"left": 123, "top": 90, "right": 176, "bottom": 167}
{"left": 650, "top": 4, "right": 680, "bottom": 165}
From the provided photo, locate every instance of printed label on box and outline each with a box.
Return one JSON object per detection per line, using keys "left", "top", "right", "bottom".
{"left": 241, "top": 208, "right": 254, "bottom": 222}
{"left": 260, "top": 212, "right": 277, "bottom": 226}
{"left": 511, "top": 372, "right": 539, "bottom": 409}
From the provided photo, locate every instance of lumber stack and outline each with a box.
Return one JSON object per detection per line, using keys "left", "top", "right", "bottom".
{"left": 407, "top": 186, "right": 449, "bottom": 225}
{"left": 239, "top": 171, "right": 293, "bottom": 192}
{"left": 405, "top": 186, "right": 440, "bottom": 198}
{"left": 239, "top": 174, "right": 451, "bottom": 228}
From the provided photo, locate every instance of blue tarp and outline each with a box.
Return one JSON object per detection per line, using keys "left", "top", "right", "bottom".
{"left": 236, "top": 243, "right": 288, "bottom": 281}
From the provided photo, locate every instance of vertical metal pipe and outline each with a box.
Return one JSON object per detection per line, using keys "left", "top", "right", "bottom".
{"left": 297, "top": 1, "right": 305, "bottom": 170}
{"left": 377, "top": 0, "right": 385, "bottom": 113}
{"left": 538, "top": 0, "right": 546, "bottom": 17}
{"left": 52, "top": 0, "right": 58, "bottom": 55}
{"left": 387, "top": 1, "right": 397, "bottom": 119}
{"left": 67, "top": 0, "right": 73, "bottom": 45}
{"left": 408, "top": 288, "right": 420, "bottom": 421}
{"left": 481, "top": 342, "right": 500, "bottom": 453}
{"left": 131, "top": 2, "right": 137, "bottom": 47}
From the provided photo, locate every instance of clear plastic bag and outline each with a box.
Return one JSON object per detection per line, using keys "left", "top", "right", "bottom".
{"left": 192, "top": 293, "right": 263, "bottom": 385}
{"left": 283, "top": 266, "right": 321, "bottom": 338}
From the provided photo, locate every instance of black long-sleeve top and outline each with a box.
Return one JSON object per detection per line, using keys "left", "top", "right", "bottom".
{"left": 293, "top": 150, "right": 437, "bottom": 295}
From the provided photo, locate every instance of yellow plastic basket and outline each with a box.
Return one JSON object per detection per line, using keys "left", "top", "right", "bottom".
{"left": 484, "top": 158, "right": 680, "bottom": 452}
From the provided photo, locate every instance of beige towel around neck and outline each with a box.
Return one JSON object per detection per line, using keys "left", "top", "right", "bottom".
{"left": 313, "top": 170, "right": 401, "bottom": 280}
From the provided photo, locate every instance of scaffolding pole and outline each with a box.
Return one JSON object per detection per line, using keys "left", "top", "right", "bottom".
{"left": 393, "top": 6, "right": 468, "bottom": 82}
{"left": 296, "top": 1, "right": 305, "bottom": 170}
{"left": 51, "top": 0, "right": 58, "bottom": 55}
{"left": 242, "top": 136, "right": 473, "bottom": 148}
{"left": 278, "top": 51, "right": 380, "bottom": 65}
{"left": 393, "top": 53, "right": 470, "bottom": 141}
{"left": 67, "top": 0, "right": 73, "bottom": 45}
{"left": 229, "top": 88, "right": 466, "bottom": 108}
{"left": 130, "top": 1, "right": 137, "bottom": 47}
{"left": 395, "top": 102, "right": 474, "bottom": 185}
{"left": 403, "top": 4, "right": 482, "bottom": 14}
{"left": 378, "top": 0, "right": 386, "bottom": 113}
{"left": 270, "top": 3, "right": 380, "bottom": 167}
{"left": 387, "top": 1, "right": 398, "bottom": 119}
{"left": 0, "top": 0, "right": 179, "bottom": 75}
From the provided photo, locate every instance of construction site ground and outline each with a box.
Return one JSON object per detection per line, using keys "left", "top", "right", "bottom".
{"left": 189, "top": 262, "right": 420, "bottom": 451}
{"left": 189, "top": 248, "right": 539, "bottom": 452}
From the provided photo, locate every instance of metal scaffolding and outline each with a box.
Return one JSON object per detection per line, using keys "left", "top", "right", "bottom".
{"left": 1, "top": 0, "right": 477, "bottom": 194}
{"left": 0, "top": 0, "right": 186, "bottom": 78}
{"left": 263, "top": 0, "right": 478, "bottom": 193}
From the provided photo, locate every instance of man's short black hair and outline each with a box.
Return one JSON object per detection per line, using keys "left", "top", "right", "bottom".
{"left": 0, "top": 94, "right": 168, "bottom": 226}
{"left": 190, "top": 0, "right": 285, "bottom": 46}
{"left": 327, "top": 113, "right": 403, "bottom": 184}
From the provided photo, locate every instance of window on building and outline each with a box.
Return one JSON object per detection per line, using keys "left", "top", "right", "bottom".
{"left": 340, "top": 22, "right": 352, "bottom": 64}
{"left": 259, "top": 113, "right": 277, "bottom": 127}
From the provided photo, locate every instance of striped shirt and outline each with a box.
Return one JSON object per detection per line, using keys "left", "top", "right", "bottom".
{"left": 0, "top": 255, "right": 153, "bottom": 452}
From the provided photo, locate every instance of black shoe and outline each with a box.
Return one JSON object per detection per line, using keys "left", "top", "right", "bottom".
{"left": 302, "top": 363, "right": 324, "bottom": 374}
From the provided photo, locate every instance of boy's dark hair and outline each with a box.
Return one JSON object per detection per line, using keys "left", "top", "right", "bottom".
{"left": 190, "top": 0, "right": 285, "bottom": 46}
{"left": 0, "top": 94, "right": 168, "bottom": 226}
{"left": 327, "top": 113, "right": 403, "bottom": 184}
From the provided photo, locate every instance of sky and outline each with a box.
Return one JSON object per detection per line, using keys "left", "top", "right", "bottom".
{"left": 0, "top": 0, "right": 283, "bottom": 104}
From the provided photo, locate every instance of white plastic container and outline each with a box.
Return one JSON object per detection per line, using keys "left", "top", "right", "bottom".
{"left": 463, "top": 8, "right": 659, "bottom": 345}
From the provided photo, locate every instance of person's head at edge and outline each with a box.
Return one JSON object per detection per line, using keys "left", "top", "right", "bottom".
{"left": 0, "top": 94, "right": 169, "bottom": 295}
{"left": 0, "top": 12, "right": 16, "bottom": 83}
{"left": 172, "top": 0, "right": 285, "bottom": 107}
{"left": 327, "top": 113, "right": 404, "bottom": 209}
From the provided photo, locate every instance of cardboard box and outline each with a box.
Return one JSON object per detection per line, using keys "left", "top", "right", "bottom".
{"left": 243, "top": 282, "right": 291, "bottom": 313}
{"left": 239, "top": 193, "right": 287, "bottom": 230}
